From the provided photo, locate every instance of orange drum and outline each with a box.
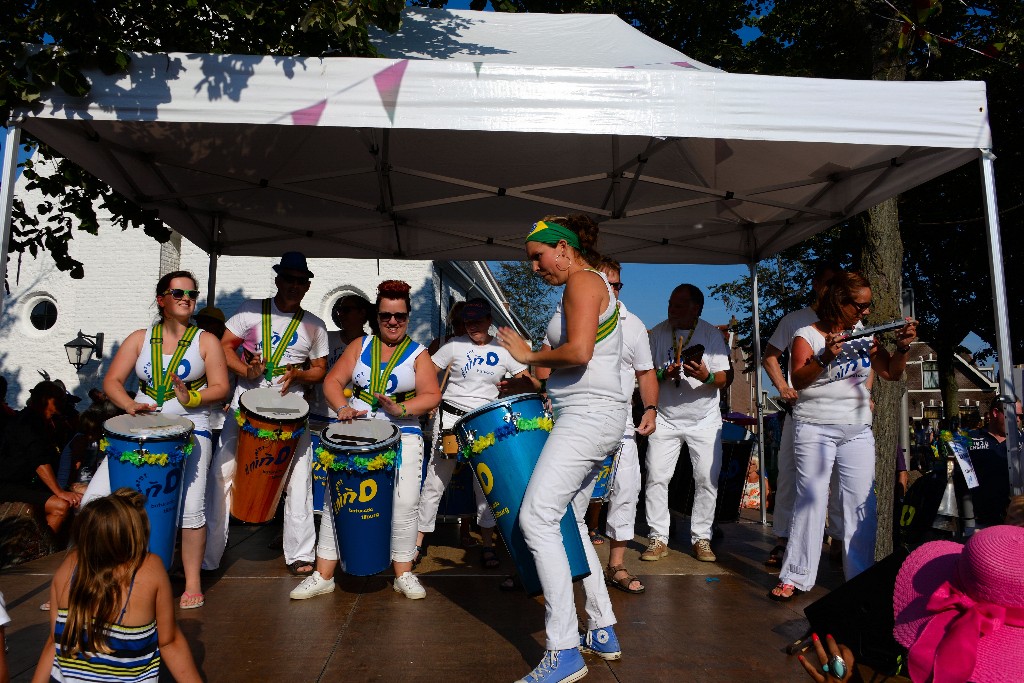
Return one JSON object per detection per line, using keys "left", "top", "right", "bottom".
{"left": 231, "top": 388, "right": 309, "bottom": 523}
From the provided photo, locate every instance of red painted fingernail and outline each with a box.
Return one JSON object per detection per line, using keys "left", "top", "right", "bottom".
{"left": 826, "top": 634, "right": 833, "bottom": 640}
{"left": 797, "top": 655, "right": 804, "bottom": 662}
{"left": 812, "top": 633, "right": 819, "bottom": 642}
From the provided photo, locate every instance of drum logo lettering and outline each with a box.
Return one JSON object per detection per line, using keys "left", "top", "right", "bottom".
{"left": 490, "top": 499, "right": 509, "bottom": 520}
{"left": 135, "top": 469, "right": 181, "bottom": 503}
{"left": 332, "top": 479, "right": 378, "bottom": 514}
{"left": 244, "top": 445, "right": 292, "bottom": 475}
{"left": 476, "top": 462, "right": 494, "bottom": 495}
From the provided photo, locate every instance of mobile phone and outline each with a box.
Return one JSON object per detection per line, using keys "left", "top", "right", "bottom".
{"left": 681, "top": 344, "right": 705, "bottom": 364}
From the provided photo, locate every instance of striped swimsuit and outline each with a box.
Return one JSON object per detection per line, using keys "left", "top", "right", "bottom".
{"left": 50, "top": 573, "right": 161, "bottom": 682}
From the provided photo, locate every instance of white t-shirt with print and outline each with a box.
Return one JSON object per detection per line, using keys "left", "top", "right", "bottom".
{"left": 432, "top": 336, "right": 527, "bottom": 426}
{"left": 649, "top": 318, "right": 731, "bottom": 425}
{"left": 618, "top": 301, "right": 654, "bottom": 435}
{"left": 225, "top": 297, "right": 329, "bottom": 408}
{"left": 792, "top": 324, "right": 873, "bottom": 426}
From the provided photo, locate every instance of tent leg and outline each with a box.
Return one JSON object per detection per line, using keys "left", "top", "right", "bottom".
{"left": 207, "top": 215, "right": 221, "bottom": 308}
{"left": 0, "top": 125, "right": 22, "bottom": 316}
{"left": 750, "top": 262, "right": 767, "bottom": 526}
{"left": 979, "top": 151, "right": 1020, "bottom": 494}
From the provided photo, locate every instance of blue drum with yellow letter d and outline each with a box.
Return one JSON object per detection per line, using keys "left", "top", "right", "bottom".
{"left": 102, "top": 414, "right": 194, "bottom": 571}
{"left": 454, "top": 393, "right": 589, "bottom": 596}
{"left": 317, "top": 420, "right": 400, "bottom": 577}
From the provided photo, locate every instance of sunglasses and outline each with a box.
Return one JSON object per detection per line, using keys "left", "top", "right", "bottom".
{"left": 378, "top": 311, "right": 409, "bottom": 323}
{"left": 163, "top": 289, "right": 200, "bottom": 301}
{"left": 844, "top": 299, "right": 871, "bottom": 313}
{"left": 610, "top": 282, "right": 624, "bottom": 292}
{"left": 278, "top": 274, "right": 310, "bottom": 286}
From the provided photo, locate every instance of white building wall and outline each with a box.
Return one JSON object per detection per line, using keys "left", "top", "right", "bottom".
{"left": 1, "top": 179, "right": 453, "bottom": 407}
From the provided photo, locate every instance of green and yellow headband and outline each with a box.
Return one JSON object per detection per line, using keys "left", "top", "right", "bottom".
{"left": 526, "top": 220, "right": 580, "bottom": 250}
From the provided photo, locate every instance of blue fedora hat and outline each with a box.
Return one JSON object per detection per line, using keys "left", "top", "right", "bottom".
{"left": 273, "top": 251, "right": 314, "bottom": 279}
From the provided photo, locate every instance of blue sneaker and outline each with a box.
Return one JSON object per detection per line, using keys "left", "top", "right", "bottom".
{"left": 515, "top": 648, "right": 588, "bottom": 683}
{"left": 579, "top": 626, "right": 621, "bottom": 661}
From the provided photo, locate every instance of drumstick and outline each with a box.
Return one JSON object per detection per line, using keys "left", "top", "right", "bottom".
{"left": 439, "top": 367, "right": 452, "bottom": 394}
{"left": 675, "top": 338, "right": 683, "bottom": 366}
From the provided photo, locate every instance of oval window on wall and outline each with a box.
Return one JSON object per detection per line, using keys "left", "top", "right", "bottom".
{"left": 30, "top": 300, "right": 58, "bottom": 330}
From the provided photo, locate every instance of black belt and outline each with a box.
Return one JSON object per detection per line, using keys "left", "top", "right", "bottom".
{"left": 440, "top": 400, "right": 468, "bottom": 417}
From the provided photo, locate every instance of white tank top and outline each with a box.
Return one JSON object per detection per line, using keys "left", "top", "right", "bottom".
{"left": 134, "top": 325, "right": 210, "bottom": 431}
{"left": 349, "top": 335, "right": 426, "bottom": 432}
{"left": 546, "top": 270, "right": 625, "bottom": 410}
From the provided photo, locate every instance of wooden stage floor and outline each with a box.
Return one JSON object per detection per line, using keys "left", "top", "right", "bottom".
{"left": 2, "top": 511, "right": 868, "bottom": 682}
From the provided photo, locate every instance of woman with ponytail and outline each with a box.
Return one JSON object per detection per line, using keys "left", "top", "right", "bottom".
{"left": 290, "top": 280, "right": 441, "bottom": 601}
{"left": 83, "top": 271, "right": 228, "bottom": 609}
{"left": 32, "top": 489, "right": 201, "bottom": 683}
{"left": 497, "top": 214, "right": 628, "bottom": 683}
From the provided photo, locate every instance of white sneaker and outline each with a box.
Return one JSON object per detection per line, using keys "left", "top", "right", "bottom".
{"left": 393, "top": 571, "right": 426, "bottom": 599}
{"left": 289, "top": 571, "right": 335, "bottom": 600}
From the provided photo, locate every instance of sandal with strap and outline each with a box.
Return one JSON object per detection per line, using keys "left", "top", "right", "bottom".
{"left": 765, "top": 544, "right": 787, "bottom": 568}
{"left": 604, "top": 564, "right": 645, "bottom": 594}
{"left": 768, "top": 581, "right": 802, "bottom": 602}
{"left": 286, "top": 560, "right": 314, "bottom": 577}
{"left": 179, "top": 592, "right": 205, "bottom": 609}
{"left": 589, "top": 529, "right": 606, "bottom": 546}
{"left": 481, "top": 547, "right": 500, "bottom": 569}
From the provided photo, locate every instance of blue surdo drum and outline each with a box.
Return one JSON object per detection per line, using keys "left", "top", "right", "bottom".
{"left": 318, "top": 419, "right": 400, "bottom": 577}
{"left": 453, "top": 393, "right": 589, "bottom": 596}
{"left": 308, "top": 416, "right": 332, "bottom": 516}
{"left": 102, "top": 413, "right": 194, "bottom": 570}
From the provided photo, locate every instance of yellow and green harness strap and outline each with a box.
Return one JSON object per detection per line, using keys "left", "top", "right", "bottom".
{"left": 367, "top": 335, "right": 413, "bottom": 409}
{"left": 262, "top": 298, "right": 305, "bottom": 382}
{"left": 595, "top": 304, "right": 621, "bottom": 344}
{"left": 140, "top": 375, "right": 207, "bottom": 403}
{"left": 148, "top": 324, "right": 200, "bottom": 407}
{"left": 351, "top": 387, "right": 417, "bottom": 406}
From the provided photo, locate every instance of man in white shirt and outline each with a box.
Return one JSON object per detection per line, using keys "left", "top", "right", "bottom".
{"left": 204, "top": 252, "right": 329, "bottom": 576}
{"left": 761, "top": 263, "right": 838, "bottom": 567}
{"left": 596, "top": 259, "right": 658, "bottom": 594}
{"left": 643, "top": 284, "right": 732, "bottom": 563}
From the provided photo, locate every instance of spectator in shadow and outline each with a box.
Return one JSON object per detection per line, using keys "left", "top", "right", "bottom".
{"left": 0, "top": 381, "right": 82, "bottom": 535}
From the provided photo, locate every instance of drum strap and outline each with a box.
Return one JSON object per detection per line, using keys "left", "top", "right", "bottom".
{"left": 262, "top": 298, "right": 305, "bottom": 382}
{"left": 149, "top": 324, "right": 200, "bottom": 407}
{"left": 439, "top": 400, "right": 468, "bottom": 417}
{"left": 352, "top": 387, "right": 416, "bottom": 406}
{"left": 368, "top": 335, "right": 412, "bottom": 409}
{"left": 595, "top": 303, "right": 620, "bottom": 344}
{"left": 140, "top": 375, "right": 206, "bottom": 402}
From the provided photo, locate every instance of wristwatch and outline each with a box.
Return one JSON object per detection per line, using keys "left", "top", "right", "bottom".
{"left": 644, "top": 405, "right": 657, "bottom": 412}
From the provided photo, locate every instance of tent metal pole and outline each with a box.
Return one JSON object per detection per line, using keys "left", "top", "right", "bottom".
{"left": 0, "top": 125, "right": 22, "bottom": 316}
{"left": 979, "top": 152, "right": 1021, "bottom": 494}
{"left": 750, "top": 261, "right": 768, "bottom": 525}
{"left": 207, "top": 214, "right": 221, "bottom": 308}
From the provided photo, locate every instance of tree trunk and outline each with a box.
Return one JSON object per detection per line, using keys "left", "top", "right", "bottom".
{"left": 935, "top": 343, "right": 961, "bottom": 425}
{"left": 862, "top": 6, "right": 908, "bottom": 561}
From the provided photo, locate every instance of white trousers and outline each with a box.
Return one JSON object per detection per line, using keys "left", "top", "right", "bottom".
{"left": 774, "top": 418, "right": 843, "bottom": 540}
{"left": 83, "top": 431, "right": 212, "bottom": 530}
{"left": 316, "top": 432, "right": 424, "bottom": 563}
{"left": 520, "top": 404, "right": 625, "bottom": 651}
{"left": 203, "top": 417, "right": 315, "bottom": 569}
{"left": 780, "top": 422, "right": 877, "bottom": 592}
{"left": 418, "top": 451, "right": 496, "bottom": 532}
{"left": 604, "top": 435, "right": 640, "bottom": 542}
{"left": 644, "top": 416, "right": 722, "bottom": 545}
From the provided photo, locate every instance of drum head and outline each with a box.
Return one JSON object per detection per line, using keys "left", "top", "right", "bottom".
{"left": 103, "top": 413, "right": 194, "bottom": 441}
{"left": 239, "top": 387, "right": 309, "bottom": 422}
{"left": 322, "top": 420, "right": 400, "bottom": 454}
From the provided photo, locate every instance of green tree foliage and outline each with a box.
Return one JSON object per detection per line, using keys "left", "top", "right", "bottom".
{"left": 492, "top": 261, "right": 557, "bottom": 347}
{"left": 1, "top": 0, "right": 405, "bottom": 278}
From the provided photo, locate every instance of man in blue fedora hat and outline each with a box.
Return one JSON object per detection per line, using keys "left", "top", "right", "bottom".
{"left": 205, "top": 252, "right": 328, "bottom": 577}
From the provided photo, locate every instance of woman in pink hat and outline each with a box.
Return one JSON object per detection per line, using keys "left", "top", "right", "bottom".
{"left": 893, "top": 524, "right": 1024, "bottom": 683}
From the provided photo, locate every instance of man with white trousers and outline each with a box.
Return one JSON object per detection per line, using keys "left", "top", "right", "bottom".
{"left": 643, "top": 284, "right": 732, "bottom": 563}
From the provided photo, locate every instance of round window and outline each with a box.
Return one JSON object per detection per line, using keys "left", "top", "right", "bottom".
{"left": 30, "top": 300, "right": 58, "bottom": 330}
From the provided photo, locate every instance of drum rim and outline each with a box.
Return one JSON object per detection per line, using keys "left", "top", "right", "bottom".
{"left": 103, "top": 415, "right": 195, "bottom": 443}
{"left": 453, "top": 393, "right": 543, "bottom": 430}
{"left": 320, "top": 420, "right": 401, "bottom": 454}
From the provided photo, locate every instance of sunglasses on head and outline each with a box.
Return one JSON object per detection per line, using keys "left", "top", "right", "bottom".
{"left": 163, "top": 289, "right": 200, "bottom": 301}
{"left": 610, "top": 282, "right": 624, "bottom": 292}
{"left": 278, "top": 274, "right": 310, "bottom": 286}
{"left": 378, "top": 311, "right": 409, "bottom": 323}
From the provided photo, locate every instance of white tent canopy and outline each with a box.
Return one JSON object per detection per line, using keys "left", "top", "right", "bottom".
{"left": 0, "top": 8, "right": 1016, "bottom": 499}
{"left": 4, "top": 9, "right": 990, "bottom": 265}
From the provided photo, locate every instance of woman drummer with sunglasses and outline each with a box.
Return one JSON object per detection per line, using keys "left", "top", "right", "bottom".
{"left": 290, "top": 280, "right": 441, "bottom": 601}
{"left": 84, "top": 270, "right": 229, "bottom": 610}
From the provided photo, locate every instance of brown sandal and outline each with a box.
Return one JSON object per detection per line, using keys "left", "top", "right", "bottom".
{"left": 604, "top": 564, "right": 645, "bottom": 594}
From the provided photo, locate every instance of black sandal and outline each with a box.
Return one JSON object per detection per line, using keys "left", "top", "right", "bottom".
{"left": 286, "top": 560, "right": 314, "bottom": 577}
{"left": 765, "top": 544, "right": 787, "bottom": 568}
{"left": 481, "top": 547, "right": 500, "bottom": 569}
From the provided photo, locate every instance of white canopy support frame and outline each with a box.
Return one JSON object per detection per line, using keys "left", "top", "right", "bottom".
{"left": 0, "top": 7, "right": 1015, "bottom": 513}
{"left": 0, "top": 125, "right": 21, "bottom": 314}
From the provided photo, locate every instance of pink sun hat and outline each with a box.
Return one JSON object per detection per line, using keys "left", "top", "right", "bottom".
{"left": 893, "top": 525, "right": 1024, "bottom": 683}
